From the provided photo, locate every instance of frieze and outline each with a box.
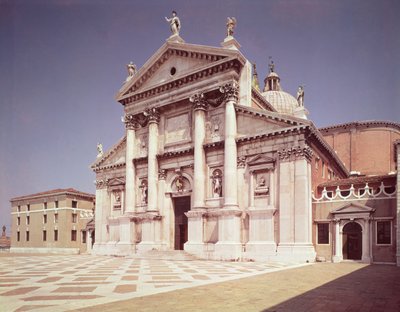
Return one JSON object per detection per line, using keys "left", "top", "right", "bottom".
{"left": 278, "top": 145, "right": 313, "bottom": 162}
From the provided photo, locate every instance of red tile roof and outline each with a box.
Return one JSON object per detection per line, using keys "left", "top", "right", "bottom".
{"left": 318, "top": 174, "right": 396, "bottom": 188}
{"left": 10, "top": 188, "right": 95, "bottom": 202}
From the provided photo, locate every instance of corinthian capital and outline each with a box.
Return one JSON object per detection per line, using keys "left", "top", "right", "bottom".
{"left": 219, "top": 81, "right": 239, "bottom": 102}
{"left": 144, "top": 107, "right": 160, "bottom": 124}
{"left": 189, "top": 92, "right": 208, "bottom": 111}
{"left": 123, "top": 113, "right": 139, "bottom": 130}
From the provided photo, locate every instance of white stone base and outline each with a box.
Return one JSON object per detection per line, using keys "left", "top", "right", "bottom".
{"left": 276, "top": 243, "right": 316, "bottom": 263}
{"left": 214, "top": 242, "right": 243, "bottom": 261}
{"left": 116, "top": 242, "right": 135, "bottom": 255}
{"left": 136, "top": 241, "right": 163, "bottom": 253}
{"left": 184, "top": 242, "right": 214, "bottom": 259}
{"left": 10, "top": 247, "right": 80, "bottom": 255}
{"left": 245, "top": 241, "right": 277, "bottom": 261}
{"left": 332, "top": 255, "right": 343, "bottom": 263}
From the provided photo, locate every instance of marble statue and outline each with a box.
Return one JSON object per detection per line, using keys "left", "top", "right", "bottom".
{"left": 268, "top": 58, "right": 275, "bottom": 73}
{"left": 165, "top": 11, "right": 181, "bottom": 36}
{"left": 297, "top": 85, "right": 305, "bottom": 106}
{"left": 175, "top": 176, "right": 184, "bottom": 192}
{"left": 97, "top": 143, "right": 103, "bottom": 158}
{"left": 212, "top": 170, "right": 222, "bottom": 198}
{"left": 140, "top": 180, "right": 148, "bottom": 204}
{"left": 126, "top": 61, "right": 137, "bottom": 80}
{"left": 226, "top": 17, "right": 237, "bottom": 37}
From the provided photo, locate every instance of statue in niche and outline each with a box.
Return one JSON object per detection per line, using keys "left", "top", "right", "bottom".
{"left": 226, "top": 17, "right": 237, "bottom": 37}
{"left": 140, "top": 180, "right": 148, "bottom": 204}
{"left": 96, "top": 143, "right": 103, "bottom": 158}
{"left": 212, "top": 169, "right": 222, "bottom": 198}
{"left": 126, "top": 62, "right": 137, "bottom": 81}
{"left": 165, "top": 11, "right": 181, "bottom": 36}
{"left": 114, "top": 191, "right": 121, "bottom": 203}
{"left": 175, "top": 176, "right": 184, "bottom": 192}
{"left": 297, "top": 85, "right": 305, "bottom": 106}
{"left": 255, "top": 175, "right": 269, "bottom": 195}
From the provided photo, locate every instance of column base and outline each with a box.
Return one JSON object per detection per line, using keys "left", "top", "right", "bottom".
{"left": 332, "top": 255, "right": 343, "bottom": 263}
{"left": 214, "top": 242, "right": 243, "bottom": 261}
{"left": 276, "top": 243, "right": 316, "bottom": 263}
{"left": 245, "top": 241, "right": 277, "bottom": 261}
{"left": 361, "top": 255, "right": 372, "bottom": 264}
{"left": 116, "top": 242, "right": 136, "bottom": 255}
{"left": 136, "top": 241, "right": 163, "bottom": 253}
{"left": 92, "top": 243, "right": 109, "bottom": 255}
{"left": 184, "top": 242, "right": 213, "bottom": 259}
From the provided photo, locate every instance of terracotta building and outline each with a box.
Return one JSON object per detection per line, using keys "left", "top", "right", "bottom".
{"left": 10, "top": 188, "right": 95, "bottom": 254}
{"left": 90, "top": 20, "right": 399, "bottom": 264}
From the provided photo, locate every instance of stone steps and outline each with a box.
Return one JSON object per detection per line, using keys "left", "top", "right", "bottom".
{"left": 133, "top": 249, "right": 199, "bottom": 261}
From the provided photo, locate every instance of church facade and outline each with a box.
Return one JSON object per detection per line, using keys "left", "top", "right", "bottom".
{"left": 91, "top": 22, "right": 400, "bottom": 264}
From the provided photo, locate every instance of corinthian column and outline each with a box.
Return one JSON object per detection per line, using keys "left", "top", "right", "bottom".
{"left": 220, "top": 81, "right": 239, "bottom": 209}
{"left": 146, "top": 108, "right": 160, "bottom": 212}
{"left": 123, "top": 113, "right": 139, "bottom": 213}
{"left": 190, "top": 93, "right": 207, "bottom": 209}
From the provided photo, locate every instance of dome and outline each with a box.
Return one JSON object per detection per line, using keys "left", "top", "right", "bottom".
{"left": 262, "top": 90, "right": 299, "bottom": 115}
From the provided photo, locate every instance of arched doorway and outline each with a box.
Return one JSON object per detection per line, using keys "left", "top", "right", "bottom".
{"left": 342, "top": 222, "right": 362, "bottom": 260}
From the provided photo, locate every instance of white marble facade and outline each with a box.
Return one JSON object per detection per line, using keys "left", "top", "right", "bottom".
{"left": 89, "top": 32, "right": 336, "bottom": 262}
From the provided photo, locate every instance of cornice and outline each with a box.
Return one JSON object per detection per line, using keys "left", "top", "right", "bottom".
{"left": 319, "top": 120, "right": 400, "bottom": 134}
{"left": 93, "top": 162, "right": 126, "bottom": 173}
{"left": 251, "top": 88, "right": 276, "bottom": 112}
{"left": 236, "top": 125, "right": 308, "bottom": 144}
{"left": 204, "top": 140, "right": 224, "bottom": 150}
{"left": 91, "top": 136, "right": 126, "bottom": 170}
{"left": 157, "top": 147, "right": 194, "bottom": 160}
{"left": 10, "top": 189, "right": 95, "bottom": 203}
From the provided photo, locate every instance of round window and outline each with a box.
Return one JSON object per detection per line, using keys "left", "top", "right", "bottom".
{"left": 170, "top": 67, "right": 177, "bottom": 76}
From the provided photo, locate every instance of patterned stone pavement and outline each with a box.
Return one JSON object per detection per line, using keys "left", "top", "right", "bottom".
{"left": 0, "top": 254, "right": 306, "bottom": 312}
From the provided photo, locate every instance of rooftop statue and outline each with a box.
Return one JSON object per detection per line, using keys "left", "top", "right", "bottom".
{"left": 126, "top": 61, "right": 137, "bottom": 81}
{"left": 165, "top": 11, "right": 181, "bottom": 36}
{"left": 226, "top": 17, "right": 237, "bottom": 37}
{"left": 97, "top": 143, "right": 103, "bottom": 158}
{"left": 297, "top": 85, "right": 305, "bottom": 106}
{"left": 268, "top": 58, "right": 275, "bottom": 73}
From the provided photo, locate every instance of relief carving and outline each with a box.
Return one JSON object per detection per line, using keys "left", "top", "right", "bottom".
{"left": 219, "top": 81, "right": 239, "bottom": 102}
{"left": 278, "top": 145, "right": 313, "bottom": 162}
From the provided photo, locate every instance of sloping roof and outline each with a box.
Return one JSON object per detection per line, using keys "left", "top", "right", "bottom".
{"left": 318, "top": 174, "right": 396, "bottom": 188}
{"left": 10, "top": 188, "right": 95, "bottom": 202}
{"left": 319, "top": 120, "right": 400, "bottom": 133}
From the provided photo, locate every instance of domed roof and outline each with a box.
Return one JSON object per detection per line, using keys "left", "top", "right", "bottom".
{"left": 262, "top": 90, "right": 299, "bottom": 115}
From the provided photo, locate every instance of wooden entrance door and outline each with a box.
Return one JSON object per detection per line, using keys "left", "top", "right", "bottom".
{"left": 174, "top": 196, "right": 190, "bottom": 250}
{"left": 343, "top": 222, "right": 362, "bottom": 260}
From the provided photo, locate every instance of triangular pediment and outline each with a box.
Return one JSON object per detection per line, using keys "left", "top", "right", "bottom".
{"left": 91, "top": 136, "right": 126, "bottom": 170}
{"left": 116, "top": 41, "right": 244, "bottom": 101}
{"left": 236, "top": 105, "right": 309, "bottom": 137}
{"left": 247, "top": 154, "right": 275, "bottom": 166}
{"left": 332, "top": 203, "right": 375, "bottom": 215}
{"left": 108, "top": 177, "right": 125, "bottom": 186}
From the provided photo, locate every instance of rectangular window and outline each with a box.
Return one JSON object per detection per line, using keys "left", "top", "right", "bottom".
{"left": 55, "top": 200, "right": 59, "bottom": 208}
{"left": 72, "top": 200, "right": 77, "bottom": 208}
{"left": 27, "top": 204, "right": 30, "bottom": 211}
{"left": 317, "top": 223, "right": 329, "bottom": 244}
{"left": 377, "top": 221, "right": 391, "bottom": 244}
{"left": 17, "top": 231, "right": 20, "bottom": 241}
{"left": 17, "top": 205, "right": 21, "bottom": 212}
{"left": 72, "top": 213, "right": 77, "bottom": 223}
{"left": 322, "top": 162, "right": 325, "bottom": 178}
{"left": 17, "top": 216, "right": 20, "bottom": 226}
{"left": 43, "top": 215, "right": 47, "bottom": 224}
{"left": 71, "top": 230, "right": 77, "bottom": 241}
{"left": 26, "top": 231, "right": 30, "bottom": 242}
{"left": 44, "top": 202, "right": 47, "bottom": 209}
{"left": 43, "top": 230, "right": 47, "bottom": 241}
{"left": 54, "top": 213, "right": 58, "bottom": 223}
{"left": 54, "top": 230, "right": 58, "bottom": 241}
{"left": 26, "top": 216, "right": 30, "bottom": 225}
{"left": 82, "top": 230, "right": 86, "bottom": 244}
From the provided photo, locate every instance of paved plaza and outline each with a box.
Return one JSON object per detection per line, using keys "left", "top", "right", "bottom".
{"left": 0, "top": 253, "right": 303, "bottom": 312}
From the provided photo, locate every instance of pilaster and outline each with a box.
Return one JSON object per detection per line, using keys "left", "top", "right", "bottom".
{"left": 147, "top": 108, "right": 160, "bottom": 212}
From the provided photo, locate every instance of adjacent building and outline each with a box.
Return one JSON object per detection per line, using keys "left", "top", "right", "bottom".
{"left": 10, "top": 188, "right": 95, "bottom": 254}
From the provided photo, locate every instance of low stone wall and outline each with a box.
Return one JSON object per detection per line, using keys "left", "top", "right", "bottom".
{"left": 10, "top": 247, "right": 80, "bottom": 255}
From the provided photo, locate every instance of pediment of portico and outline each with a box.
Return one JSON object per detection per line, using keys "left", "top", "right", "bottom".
{"left": 331, "top": 203, "right": 375, "bottom": 219}
{"left": 116, "top": 41, "right": 246, "bottom": 104}
{"left": 91, "top": 136, "right": 126, "bottom": 171}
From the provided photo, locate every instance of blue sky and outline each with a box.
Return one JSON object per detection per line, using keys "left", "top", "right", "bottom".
{"left": 1, "top": 0, "right": 399, "bottom": 234}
